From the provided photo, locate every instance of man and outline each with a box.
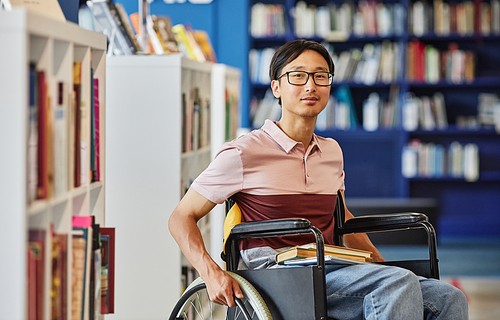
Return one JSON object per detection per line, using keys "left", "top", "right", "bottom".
{"left": 169, "top": 39, "right": 468, "bottom": 319}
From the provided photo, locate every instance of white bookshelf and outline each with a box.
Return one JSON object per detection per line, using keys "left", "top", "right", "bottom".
{"left": 210, "top": 63, "right": 243, "bottom": 267}
{"left": 0, "top": 8, "right": 107, "bottom": 320}
{"left": 105, "top": 55, "right": 205, "bottom": 318}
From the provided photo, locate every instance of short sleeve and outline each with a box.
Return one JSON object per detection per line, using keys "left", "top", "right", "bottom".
{"left": 190, "top": 144, "right": 244, "bottom": 204}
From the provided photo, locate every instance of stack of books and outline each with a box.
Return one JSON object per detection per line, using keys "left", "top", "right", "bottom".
{"left": 275, "top": 243, "right": 372, "bottom": 265}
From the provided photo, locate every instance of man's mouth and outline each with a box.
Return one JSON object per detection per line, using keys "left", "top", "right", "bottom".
{"left": 301, "top": 96, "right": 318, "bottom": 103}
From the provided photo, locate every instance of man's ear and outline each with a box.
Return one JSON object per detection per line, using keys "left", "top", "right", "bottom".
{"left": 271, "top": 79, "right": 280, "bottom": 99}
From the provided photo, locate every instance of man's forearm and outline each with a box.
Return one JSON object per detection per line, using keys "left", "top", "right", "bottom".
{"left": 343, "top": 232, "right": 385, "bottom": 262}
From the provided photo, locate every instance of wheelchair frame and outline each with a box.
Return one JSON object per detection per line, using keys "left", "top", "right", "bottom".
{"left": 169, "top": 190, "right": 440, "bottom": 320}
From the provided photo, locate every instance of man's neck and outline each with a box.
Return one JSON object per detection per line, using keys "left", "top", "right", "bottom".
{"left": 276, "top": 117, "right": 316, "bottom": 150}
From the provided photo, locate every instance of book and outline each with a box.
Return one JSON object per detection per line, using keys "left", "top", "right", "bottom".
{"left": 151, "top": 15, "right": 179, "bottom": 54}
{"left": 129, "top": 12, "right": 155, "bottom": 53}
{"left": 90, "top": 78, "right": 101, "bottom": 182}
{"left": 281, "top": 254, "right": 367, "bottom": 266}
{"left": 89, "top": 220, "right": 101, "bottom": 320}
{"left": 107, "top": 2, "right": 139, "bottom": 54}
{"left": 172, "top": 23, "right": 206, "bottom": 62}
{"left": 146, "top": 14, "right": 165, "bottom": 54}
{"left": 72, "top": 231, "right": 86, "bottom": 320}
{"left": 301, "top": 243, "right": 372, "bottom": 259}
{"left": 36, "top": 70, "right": 49, "bottom": 199}
{"left": 73, "top": 62, "right": 82, "bottom": 188}
{"left": 192, "top": 29, "right": 217, "bottom": 63}
{"left": 90, "top": 70, "right": 95, "bottom": 184}
{"left": 275, "top": 243, "right": 372, "bottom": 264}
{"left": 88, "top": 0, "right": 133, "bottom": 55}
{"left": 53, "top": 81, "right": 69, "bottom": 197}
{"left": 27, "top": 63, "right": 38, "bottom": 203}
{"left": 113, "top": 2, "right": 141, "bottom": 53}
{"left": 100, "top": 228, "right": 115, "bottom": 314}
{"left": 51, "top": 232, "right": 68, "bottom": 320}
{"left": 28, "top": 229, "right": 46, "bottom": 320}
{"left": 72, "top": 216, "right": 94, "bottom": 320}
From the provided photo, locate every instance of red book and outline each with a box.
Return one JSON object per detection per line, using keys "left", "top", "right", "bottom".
{"left": 93, "top": 78, "right": 100, "bottom": 182}
{"left": 100, "top": 228, "right": 115, "bottom": 314}
{"left": 28, "top": 229, "right": 46, "bottom": 320}
{"left": 474, "top": 0, "right": 483, "bottom": 34}
{"left": 36, "top": 71, "right": 48, "bottom": 199}
{"left": 415, "top": 41, "right": 426, "bottom": 81}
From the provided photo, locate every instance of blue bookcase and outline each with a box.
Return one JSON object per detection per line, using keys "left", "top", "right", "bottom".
{"left": 246, "top": 0, "right": 500, "bottom": 240}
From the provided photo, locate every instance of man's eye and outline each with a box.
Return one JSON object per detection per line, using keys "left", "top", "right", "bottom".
{"left": 316, "top": 73, "right": 327, "bottom": 79}
{"left": 291, "top": 73, "right": 305, "bottom": 78}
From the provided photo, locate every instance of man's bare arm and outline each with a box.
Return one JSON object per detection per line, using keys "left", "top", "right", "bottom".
{"left": 340, "top": 191, "right": 385, "bottom": 262}
{"left": 168, "top": 188, "right": 243, "bottom": 306}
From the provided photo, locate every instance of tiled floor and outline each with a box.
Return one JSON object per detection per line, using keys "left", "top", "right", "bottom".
{"left": 378, "top": 242, "right": 500, "bottom": 320}
{"left": 442, "top": 277, "right": 500, "bottom": 320}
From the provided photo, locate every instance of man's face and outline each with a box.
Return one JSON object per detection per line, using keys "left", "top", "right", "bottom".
{"left": 271, "top": 50, "right": 331, "bottom": 120}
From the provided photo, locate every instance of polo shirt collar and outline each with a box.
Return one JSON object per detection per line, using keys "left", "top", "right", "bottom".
{"left": 262, "top": 119, "right": 323, "bottom": 154}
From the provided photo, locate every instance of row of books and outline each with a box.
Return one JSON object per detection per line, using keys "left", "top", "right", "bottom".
{"left": 402, "top": 140, "right": 480, "bottom": 181}
{"left": 275, "top": 243, "right": 372, "bottom": 264}
{"left": 402, "top": 92, "right": 448, "bottom": 132}
{"left": 28, "top": 219, "right": 115, "bottom": 320}
{"left": 249, "top": 40, "right": 402, "bottom": 87}
{"left": 82, "top": 0, "right": 216, "bottom": 62}
{"left": 293, "top": 0, "right": 405, "bottom": 39}
{"left": 410, "top": 0, "right": 500, "bottom": 36}
{"left": 250, "top": 88, "right": 281, "bottom": 128}
{"left": 225, "top": 88, "right": 240, "bottom": 142}
{"left": 333, "top": 41, "right": 402, "bottom": 85}
{"left": 250, "top": 3, "right": 287, "bottom": 38}
{"left": 182, "top": 87, "right": 211, "bottom": 153}
{"left": 407, "top": 40, "right": 475, "bottom": 84}
{"left": 316, "top": 87, "right": 358, "bottom": 131}
{"left": 251, "top": 85, "right": 400, "bottom": 132}
{"left": 249, "top": 47, "right": 276, "bottom": 85}
{"left": 27, "top": 62, "right": 101, "bottom": 204}
{"left": 317, "top": 85, "right": 400, "bottom": 131}
{"left": 453, "top": 93, "right": 500, "bottom": 132}
{"left": 477, "top": 93, "right": 500, "bottom": 131}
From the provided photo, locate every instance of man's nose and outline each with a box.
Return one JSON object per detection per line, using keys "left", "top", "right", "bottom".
{"left": 304, "top": 75, "right": 317, "bottom": 91}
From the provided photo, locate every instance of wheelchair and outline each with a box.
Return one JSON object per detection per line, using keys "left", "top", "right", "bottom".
{"left": 169, "top": 190, "right": 439, "bottom": 320}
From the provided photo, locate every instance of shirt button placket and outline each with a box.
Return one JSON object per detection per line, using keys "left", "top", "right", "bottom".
{"left": 303, "top": 157, "right": 309, "bottom": 184}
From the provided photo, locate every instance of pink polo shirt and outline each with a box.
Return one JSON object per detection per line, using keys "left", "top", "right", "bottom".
{"left": 191, "top": 119, "right": 345, "bottom": 249}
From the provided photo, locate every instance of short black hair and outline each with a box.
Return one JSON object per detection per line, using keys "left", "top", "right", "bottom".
{"left": 269, "top": 39, "right": 335, "bottom": 82}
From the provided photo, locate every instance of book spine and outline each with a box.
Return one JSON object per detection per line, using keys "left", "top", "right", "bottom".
{"left": 94, "top": 78, "right": 100, "bottom": 182}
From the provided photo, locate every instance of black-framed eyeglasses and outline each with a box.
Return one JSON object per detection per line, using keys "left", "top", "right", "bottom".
{"left": 277, "top": 71, "right": 333, "bottom": 86}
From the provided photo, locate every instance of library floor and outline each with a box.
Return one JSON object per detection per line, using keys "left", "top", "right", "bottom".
{"left": 378, "top": 242, "right": 500, "bottom": 320}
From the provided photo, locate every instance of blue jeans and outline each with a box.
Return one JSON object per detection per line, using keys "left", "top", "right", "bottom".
{"left": 325, "top": 263, "right": 468, "bottom": 320}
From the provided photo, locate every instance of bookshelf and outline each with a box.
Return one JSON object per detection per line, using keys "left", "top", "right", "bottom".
{"left": 210, "top": 64, "right": 243, "bottom": 267}
{"left": 244, "top": 0, "right": 500, "bottom": 239}
{"left": 0, "top": 8, "right": 107, "bottom": 320}
{"left": 105, "top": 55, "right": 241, "bottom": 317}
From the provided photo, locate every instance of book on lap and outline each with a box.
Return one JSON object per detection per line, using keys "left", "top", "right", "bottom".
{"left": 281, "top": 255, "right": 368, "bottom": 266}
{"left": 275, "top": 243, "right": 372, "bottom": 264}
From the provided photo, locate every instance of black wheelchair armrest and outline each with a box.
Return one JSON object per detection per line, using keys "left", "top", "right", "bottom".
{"left": 230, "top": 218, "right": 312, "bottom": 235}
{"left": 224, "top": 218, "right": 326, "bottom": 272}
{"left": 339, "top": 212, "right": 428, "bottom": 234}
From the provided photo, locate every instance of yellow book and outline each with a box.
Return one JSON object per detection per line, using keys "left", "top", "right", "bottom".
{"left": 276, "top": 243, "right": 372, "bottom": 264}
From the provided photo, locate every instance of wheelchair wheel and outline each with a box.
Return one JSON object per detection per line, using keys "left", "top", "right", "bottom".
{"left": 169, "top": 272, "right": 272, "bottom": 320}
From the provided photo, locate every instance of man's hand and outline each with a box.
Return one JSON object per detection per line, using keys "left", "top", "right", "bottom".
{"left": 203, "top": 268, "right": 244, "bottom": 307}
